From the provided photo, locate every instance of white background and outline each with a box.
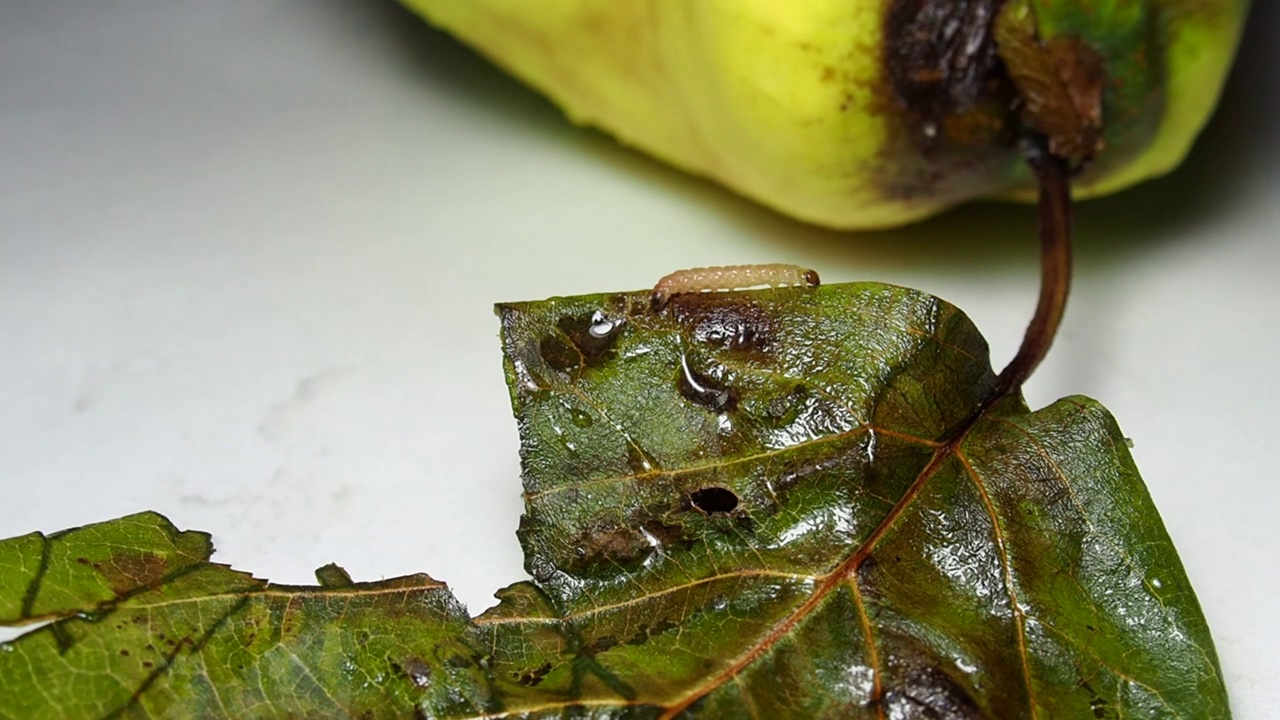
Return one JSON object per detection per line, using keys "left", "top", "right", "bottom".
{"left": 2, "top": 1, "right": 1276, "bottom": 716}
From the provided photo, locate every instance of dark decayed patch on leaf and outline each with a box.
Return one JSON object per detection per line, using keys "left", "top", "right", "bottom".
{"left": 0, "top": 283, "right": 1228, "bottom": 718}
{"left": 0, "top": 511, "right": 211, "bottom": 626}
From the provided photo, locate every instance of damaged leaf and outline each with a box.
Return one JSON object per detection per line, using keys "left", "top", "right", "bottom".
{"left": 0, "top": 283, "right": 1228, "bottom": 718}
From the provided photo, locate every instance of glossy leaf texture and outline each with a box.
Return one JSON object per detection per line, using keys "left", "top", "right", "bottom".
{"left": 0, "top": 283, "right": 1227, "bottom": 719}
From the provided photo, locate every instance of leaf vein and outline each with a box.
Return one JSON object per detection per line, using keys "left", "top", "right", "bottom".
{"left": 957, "top": 450, "right": 1040, "bottom": 720}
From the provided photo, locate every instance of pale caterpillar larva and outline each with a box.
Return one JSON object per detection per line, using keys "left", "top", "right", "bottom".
{"left": 650, "top": 264, "right": 820, "bottom": 310}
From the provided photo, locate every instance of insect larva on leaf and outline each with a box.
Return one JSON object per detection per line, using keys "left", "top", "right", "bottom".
{"left": 650, "top": 264, "right": 821, "bottom": 310}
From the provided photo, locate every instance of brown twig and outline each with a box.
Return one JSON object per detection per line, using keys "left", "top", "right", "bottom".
{"left": 987, "top": 135, "right": 1074, "bottom": 406}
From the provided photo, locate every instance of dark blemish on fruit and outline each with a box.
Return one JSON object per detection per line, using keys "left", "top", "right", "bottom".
{"left": 885, "top": 0, "right": 1010, "bottom": 138}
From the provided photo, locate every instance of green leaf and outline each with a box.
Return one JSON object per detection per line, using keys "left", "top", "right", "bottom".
{"left": 0, "top": 283, "right": 1228, "bottom": 719}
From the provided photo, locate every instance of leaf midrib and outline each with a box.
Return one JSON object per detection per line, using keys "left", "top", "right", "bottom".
{"left": 654, "top": 419, "right": 980, "bottom": 719}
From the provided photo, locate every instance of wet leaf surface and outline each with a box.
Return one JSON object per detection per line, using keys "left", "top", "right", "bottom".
{"left": 0, "top": 283, "right": 1228, "bottom": 718}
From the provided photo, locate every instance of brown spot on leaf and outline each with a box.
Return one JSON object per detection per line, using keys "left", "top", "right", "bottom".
{"left": 641, "top": 521, "right": 695, "bottom": 554}
{"left": 538, "top": 310, "right": 624, "bottom": 373}
{"left": 567, "top": 523, "right": 655, "bottom": 573}
{"left": 563, "top": 518, "right": 693, "bottom": 575}
{"left": 395, "top": 657, "right": 433, "bottom": 688}
{"left": 582, "top": 635, "right": 619, "bottom": 657}
{"left": 101, "top": 552, "right": 169, "bottom": 596}
{"left": 445, "top": 653, "right": 476, "bottom": 669}
{"left": 672, "top": 294, "right": 777, "bottom": 359}
{"left": 767, "top": 385, "right": 808, "bottom": 420}
{"left": 676, "top": 358, "right": 738, "bottom": 414}
{"left": 624, "top": 444, "right": 653, "bottom": 475}
{"left": 769, "top": 456, "right": 820, "bottom": 501}
{"left": 538, "top": 336, "right": 579, "bottom": 373}
{"left": 515, "top": 662, "right": 552, "bottom": 686}
{"left": 855, "top": 556, "right": 883, "bottom": 601}
{"left": 880, "top": 664, "right": 982, "bottom": 719}
{"left": 1083, "top": 680, "right": 1116, "bottom": 719}
{"left": 625, "top": 617, "right": 678, "bottom": 647}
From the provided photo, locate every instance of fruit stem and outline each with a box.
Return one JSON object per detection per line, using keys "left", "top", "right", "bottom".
{"left": 988, "top": 135, "right": 1073, "bottom": 405}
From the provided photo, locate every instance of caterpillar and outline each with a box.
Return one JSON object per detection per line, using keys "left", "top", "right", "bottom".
{"left": 650, "top": 264, "right": 820, "bottom": 310}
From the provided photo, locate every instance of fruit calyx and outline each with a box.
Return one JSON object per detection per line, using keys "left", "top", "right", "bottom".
{"left": 886, "top": 0, "right": 1107, "bottom": 169}
{"left": 994, "top": 0, "right": 1107, "bottom": 166}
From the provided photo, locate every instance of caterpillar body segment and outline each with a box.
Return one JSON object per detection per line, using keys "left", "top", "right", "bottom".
{"left": 650, "top": 264, "right": 821, "bottom": 310}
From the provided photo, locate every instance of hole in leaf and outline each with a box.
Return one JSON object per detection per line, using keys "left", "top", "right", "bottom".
{"left": 690, "top": 487, "right": 739, "bottom": 514}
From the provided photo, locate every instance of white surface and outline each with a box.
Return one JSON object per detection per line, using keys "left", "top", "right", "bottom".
{"left": 1, "top": 1, "right": 1277, "bottom": 715}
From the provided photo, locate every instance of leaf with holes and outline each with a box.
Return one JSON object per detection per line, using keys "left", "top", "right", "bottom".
{"left": 0, "top": 283, "right": 1227, "bottom": 719}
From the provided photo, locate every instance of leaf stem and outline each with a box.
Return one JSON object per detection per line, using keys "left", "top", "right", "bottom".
{"left": 988, "top": 135, "right": 1073, "bottom": 405}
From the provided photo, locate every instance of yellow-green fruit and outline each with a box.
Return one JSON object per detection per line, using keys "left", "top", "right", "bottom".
{"left": 400, "top": 0, "right": 1249, "bottom": 229}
